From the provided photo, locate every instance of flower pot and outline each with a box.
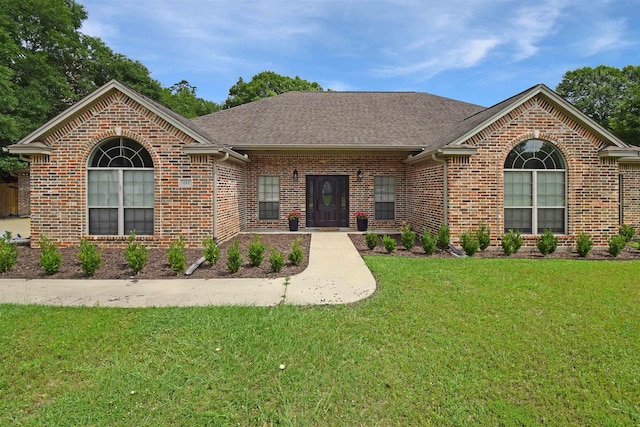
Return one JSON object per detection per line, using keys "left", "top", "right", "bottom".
{"left": 357, "top": 218, "right": 368, "bottom": 232}
{"left": 289, "top": 218, "right": 299, "bottom": 231}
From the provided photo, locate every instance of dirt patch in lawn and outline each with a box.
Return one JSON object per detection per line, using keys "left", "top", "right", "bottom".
{"left": 349, "top": 234, "right": 640, "bottom": 260}
{"left": 1, "top": 234, "right": 310, "bottom": 280}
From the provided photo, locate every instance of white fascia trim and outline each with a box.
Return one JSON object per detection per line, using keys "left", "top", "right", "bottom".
{"left": 230, "top": 144, "right": 422, "bottom": 151}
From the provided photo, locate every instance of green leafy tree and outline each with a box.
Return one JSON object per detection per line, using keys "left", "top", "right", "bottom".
{"left": 224, "top": 71, "right": 323, "bottom": 109}
{"left": 556, "top": 65, "right": 640, "bottom": 145}
{"left": 160, "top": 80, "right": 220, "bottom": 118}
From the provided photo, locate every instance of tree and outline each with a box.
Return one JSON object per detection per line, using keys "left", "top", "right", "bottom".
{"left": 224, "top": 71, "right": 323, "bottom": 109}
{"left": 160, "top": 80, "right": 221, "bottom": 118}
{"left": 556, "top": 65, "right": 640, "bottom": 145}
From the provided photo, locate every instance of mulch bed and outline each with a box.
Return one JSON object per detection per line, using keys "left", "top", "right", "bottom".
{"left": 1, "top": 234, "right": 310, "bottom": 280}
{"left": 348, "top": 234, "right": 640, "bottom": 260}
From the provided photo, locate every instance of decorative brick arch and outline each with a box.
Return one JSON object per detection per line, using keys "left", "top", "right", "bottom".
{"left": 82, "top": 128, "right": 160, "bottom": 167}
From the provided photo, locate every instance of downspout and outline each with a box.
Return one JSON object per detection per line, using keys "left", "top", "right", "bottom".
{"left": 212, "top": 152, "right": 229, "bottom": 241}
{"left": 432, "top": 153, "right": 448, "bottom": 225}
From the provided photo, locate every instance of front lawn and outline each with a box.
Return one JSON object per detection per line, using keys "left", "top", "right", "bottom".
{"left": 1, "top": 258, "right": 639, "bottom": 426}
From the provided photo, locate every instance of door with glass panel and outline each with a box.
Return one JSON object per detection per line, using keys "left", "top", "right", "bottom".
{"left": 305, "top": 175, "right": 349, "bottom": 227}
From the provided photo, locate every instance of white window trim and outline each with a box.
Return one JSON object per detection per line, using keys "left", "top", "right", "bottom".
{"left": 504, "top": 169, "right": 567, "bottom": 234}
{"left": 374, "top": 176, "right": 396, "bottom": 220}
{"left": 258, "top": 175, "right": 280, "bottom": 220}
{"left": 86, "top": 167, "right": 154, "bottom": 235}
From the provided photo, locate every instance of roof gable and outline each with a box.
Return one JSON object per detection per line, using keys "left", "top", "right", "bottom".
{"left": 6, "top": 80, "right": 238, "bottom": 158}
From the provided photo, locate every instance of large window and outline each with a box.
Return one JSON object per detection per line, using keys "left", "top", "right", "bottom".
{"left": 258, "top": 176, "right": 280, "bottom": 220}
{"left": 87, "top": 138, "right": 154, "bottom": 235}
{"left": 375, "top": 176, "right": 396, "bottom": 220}
{"left": 504, "top": 140, "right": 566, "bottom": 234}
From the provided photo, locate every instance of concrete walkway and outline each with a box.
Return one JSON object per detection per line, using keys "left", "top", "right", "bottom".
{"left": 0, "top": 232, "right": 377, "bottom": 308}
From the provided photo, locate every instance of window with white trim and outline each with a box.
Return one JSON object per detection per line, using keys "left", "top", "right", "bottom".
{"left": 87, "top": 138, "right": 154, "bottom": 235}
{"left": 504, "top": 140, "right": 566, "bottom": 234}
{"left": 375, "top": 176, "right": 396, "bottom": 220}
{"left": 258, "top": 176, "right": 279, "bottom": 220}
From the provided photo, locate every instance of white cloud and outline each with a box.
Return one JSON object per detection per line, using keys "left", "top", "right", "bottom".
{"left": 578, "top": 18, "right": 629, "bottom": 56}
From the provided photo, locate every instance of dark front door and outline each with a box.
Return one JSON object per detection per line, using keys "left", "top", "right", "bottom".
{"left": 306, "top": 175, "right": 349, "bottom": 227}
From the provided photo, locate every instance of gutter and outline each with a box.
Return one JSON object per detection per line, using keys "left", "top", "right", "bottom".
{"left": 432, "top": 153, "right": 448, "bottom": 225}
{"left": 212, "top": 152, "right": 229, "bottom": 241}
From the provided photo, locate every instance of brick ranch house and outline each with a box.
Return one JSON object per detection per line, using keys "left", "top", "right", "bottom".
{"left": 6, "top": 80, "right": 640, "bottom": 248}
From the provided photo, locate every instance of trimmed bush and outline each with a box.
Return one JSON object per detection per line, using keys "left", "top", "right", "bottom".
{"left": 39, "top": 234, "right": 62, "bottom": 275}
{"left": 421, "top": 229, "right": 436, "bottom": 255}
{"left": 269, "top": 248, "right": 285, "bottom": 273}
{"left": 124, "top": 230, "right": 148, "bottom": 274}
{"left": 477, "top": 224, "right": 491, "bottom": 251}
{"left": 77, "top": 239, "right": 102, "bottom": 276}
{"left": 382, "top": 235, "right": 396, "bottom": 253}
{"left": 608, "top": 234, "right": 626, "bottom": 257}
{"left": 575, "top": 233, "right": 593, "bottom": 258}
{"left": 460, "top": 230, "right": 479, "bottom": 256}
{"left": 501, "top": 229, "right": 523, "bottom": 256}
{"left": 288, "top": 237, "right": 304, "bottom": 266}
{"left": 401, "top": 225, "right": 416, "bottom": 250}
{"left": 0, "top": 231, "right": 18, "bottom": 273}
{"left": 247, "top": 235, "right": 266, "bottom": 267}
{"left": 619, "top": 224, "right": 635, "bottom": 242}
{"left": 436, "top": 223, "right": 450, "bottom": 250}
{"left": 536, "top": 229, "right": 559, "bottom": 256}
{"left": 226, "top": 239, "right": 243, "bottom": 273}
{"left": 167, "top": 236, "right": 187, "bottom": 274}
{"left": 203, "top": 236, "right": 221, "bottom": 265}
{"left": 364, "top": 232, "right": 379, "bottom": 250}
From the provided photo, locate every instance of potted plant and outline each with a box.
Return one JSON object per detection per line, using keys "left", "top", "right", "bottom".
{"left": 287, "top": 209, "right": 301, "bottom": 231}
{"left": 354, "top": 210, "right": 369, "bottom": 231}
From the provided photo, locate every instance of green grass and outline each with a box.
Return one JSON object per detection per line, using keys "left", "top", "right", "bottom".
{"left": 1, "top": 258, "right": 639, "bottom": 426}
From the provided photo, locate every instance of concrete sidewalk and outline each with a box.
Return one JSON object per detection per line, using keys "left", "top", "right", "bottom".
{"left": 0, "top": 233, "right": 377, "bottom": 307}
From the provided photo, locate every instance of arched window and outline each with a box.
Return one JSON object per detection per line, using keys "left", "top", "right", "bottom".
{"left": 87, "top": 138, "right": 154, "bottom": 235}
{"left": 504, "top": 140, "right": 566, "bottom": 234}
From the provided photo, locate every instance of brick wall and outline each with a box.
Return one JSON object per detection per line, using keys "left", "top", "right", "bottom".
{"left": 407, "top": 158, "right": 445, "bottom": 235}
{"left": 30, "top": 91, "right": 219, "bottom": 248}
{"left": 443, "top": 96, "right": 620, "bottom": 247}
{"left": 244, "top": 151, "right": 409, "bottom": 230}
{"left": 620, "top": 163, "right": 640, "bottom": 229}
{"left": 216, "top": 159, "right": 246, "bottom": 243}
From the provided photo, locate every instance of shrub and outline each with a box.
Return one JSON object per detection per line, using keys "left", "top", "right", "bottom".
{"left": 421, "top": 229, "right": 436, "bottom": 255}
{"left": 619, "top": 224, "right": 635, "bottom": 242}
{"left": 608, "top": 234, "right": 626, "bottom": 257}
{"left": 226, "top": 239, "right": 243, "bottom": 273}
{"left": 477, "top": 224, "right": 491, "bottom": 251}
{"left": 436, "top": 223, "right": 450, "bottom": 250}
{"left": 575, "top": 232, "right": 594, "bottom": 258}
{"left": 39, "top": 234, "right": 62, "bottom": 275}
{"left": 124, "top": 230, "right": 148, "bottom": 274}
{"left": 167, "top": 236, "right": 187, "bottom": 274}
{"left": 203, "top": 237, "right": 221, "bottom": 265}
{"left": 269, "top": 248, "right": 285, "bottom": 273}
{"left": 288, "top": 237, "right": 304, "bottom": 266}
{"left": 364, "top": 232, "right": 379, "bottom": 250}
{"left": 460, "top": 230, "right": 479, "bottom": 256}
{"left": 247, "top": 235, "right": 266, "bottom": 267}
{"left": 382, "top": 235, "right": 396, "bottom": 253}
{"left": 77, "top": 239, "right": 102, "bottom": 276}
{"left": 536, "top": 229, "right": 559, "bottom": 256}
{"left": 501, "top": 229, "right": 523, "bottom": 256}
{"left": 0, "top": 231, "right": 18, "bottom": 273}
{"left": 401, "top": 224, "right": 416, "bottom": 250}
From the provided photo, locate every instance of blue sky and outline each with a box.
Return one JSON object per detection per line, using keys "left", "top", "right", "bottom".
{"left": 79, "top": 0, "right": 640, "bottom": 107}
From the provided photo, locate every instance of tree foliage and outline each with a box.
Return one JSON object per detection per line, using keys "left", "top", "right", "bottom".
{"left": 160, "top": 80, "right": 221, "bottom": 118}
{"left": 556, "top": 65, "right": 640, "bottom": 145}
{"left": 0, "top": 0, "right": 222, "bottom": 176}
{"left": 224, "top": 71, "right": 323, "bottom": 109}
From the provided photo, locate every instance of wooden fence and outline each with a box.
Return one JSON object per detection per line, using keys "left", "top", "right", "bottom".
{"left": 0, "top": 183, "right": 19, "bottom": 217}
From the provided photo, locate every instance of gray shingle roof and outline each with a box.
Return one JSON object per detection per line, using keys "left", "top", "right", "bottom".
{"left": 192, "top": 91, "right": 486, "bottom": 151}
